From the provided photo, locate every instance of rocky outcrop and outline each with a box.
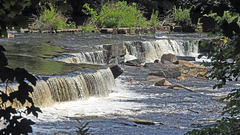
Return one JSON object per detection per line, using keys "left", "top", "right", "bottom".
{"left": 178, "top": 60, "right": 207, "bottom": 71}
{"left": 161, "top": 53, "right": 178, "bottom": 64}
{"left": 145, "top": 54, "right": 207, "bottom": 79}
{"left": 147, "top": 63, "right": 182, "bottom": 78}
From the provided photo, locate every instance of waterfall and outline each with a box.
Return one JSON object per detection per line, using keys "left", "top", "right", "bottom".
{"left": 47, "top": 75, "right": 90, "bottom": 102}
{"left": 31, "top": 80, "right": 55, "bottom": 107}
{"left": 125, "top": 38, "right": 199, "bottom": 63}
{"left": 82, "top": 68, "right": 115, "bottom": 97}
{"left": 0, "top": 68, "right": 116, "bottom": 107}
{"left": 0, "top": 81, "right": 54, "bottom": 108}
{"left": 58, "top": 51, "right": 106, "bottom": 64}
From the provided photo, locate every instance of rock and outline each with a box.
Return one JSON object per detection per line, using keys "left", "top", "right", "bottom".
{"left": 154, "top": 78, "right": 166, "bottom": 86}
{"left": 148, "top": 64, "right": 182, "bottom": 78}
{"left": 161, "top": 53, "right": 178, "bottom": 64}
{"left": 125, "top": 59, "right": 142, "bottom": 66}
{"left": 164, "top": 80, "right": 172, "bottom": 86}
{"left": 154, "top": 78, "right": 172, "bottom": 86}
{"left": 177, "top": 76, "right": 187, "bottom": 81}
{"left": 154, "top": 59, "right": 160, "bottom": 63}
{"left": 147, "top": 76, "right": 172, "bottom": 86}
{"left": 110, "top": 65, "right": 123, "bottom": 79}
{"left": 147, "top": 76, "right": 165, "bottom": 82}
{"left": 169, "top": 83, "right": 196, "bottom": 92}
{"left": 178, "top": 60, "right": 207, "bottom": 71}
{"left": 176, "top": 56, "right": 195, "bottom": 61}
{"left": 181, "top": 68, "right": 199, "bottom": 77}
{"left": 103, "top": 43, "right": 127, "bottom": 58}
{"left": 197, "top": 72, "right": 208, "bottom": 79}
{"left": 145, "top": 61, "right": 207, "bottom": 79}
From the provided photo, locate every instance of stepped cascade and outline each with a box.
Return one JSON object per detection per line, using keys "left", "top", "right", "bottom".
{"left": 56, "top": 37, "right": 200, "bottom": 65}
{"left": 0, "top": 68, "right": 115, "bottom": 107}
{"left": 0, "top": 33, "right": 202, "bottom": 108}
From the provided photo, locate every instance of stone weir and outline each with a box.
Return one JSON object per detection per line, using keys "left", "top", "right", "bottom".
{"left": 0, "top": 67, "right": 116, "bottom": 108}
{"left": 57, "top": 36, "right": 200, "bottom": 65}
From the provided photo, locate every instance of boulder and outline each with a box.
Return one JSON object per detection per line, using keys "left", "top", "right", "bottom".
{"left": 148, "top": 63, "right": 182, "bottom": 78}
{"left": 177, "top": 76, "right": 187, "bottom": 81}
{"left": 154, "top": 78, "right": 166, "bottom": 86}
{"left": 178, "top": 60, "right": 207, "bottom": 71}
{"left": 147, "top": 76, "right": 172, "bottom": 86}
{"left": 161, "top": 53, "right": 178, "bottom": 64}
{"left": 164, "top": 80, "right": 172, "bottom": 86}
{"left": 110, "top": 65, "right": 123, "bottom": 79}
{"left": 125, "top": 59, "right": 142, "bottom": 66}
{"left": 181, "top": 68, "right": 199, "bottom": 77}
{"left": 154, "top": 78, "right": 172, "bottom": 86}
{"left": 197, "top": 72, "right": 208, "bottom": 79}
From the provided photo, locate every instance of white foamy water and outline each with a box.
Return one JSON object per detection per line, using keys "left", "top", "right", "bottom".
{"left": 30, "top": 78, "right": 147, "bottom": 134}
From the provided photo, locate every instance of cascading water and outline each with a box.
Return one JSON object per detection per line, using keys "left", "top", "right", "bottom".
{"left": 0, "top": 80, "right": 54, "bottom": 108}
{"left": 1, "top": 32, "right": 222, "bottom": 135}
{"left": 47, "top": 75, "right": 90, "bottom": 102}
{"left": 124, "top": 38, "right": 199, "bottom": 63}
{"left": 0, "top": 67, "right": 115, "bottom": 107}
{"left": 82, "top": 68, "right": 115, "bottom": 97}
{"left": 58, "top": 50, "right": 106, "bottom": 64}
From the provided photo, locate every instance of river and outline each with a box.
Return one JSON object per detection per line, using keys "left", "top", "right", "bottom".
{"left": 0, "top": 32, "right": 238, "bottom": 135}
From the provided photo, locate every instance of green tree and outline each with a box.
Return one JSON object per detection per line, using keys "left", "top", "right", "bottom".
{"left": 0, "top": 0, "right": 32, "bottom": 36}
{"left": 186, "top": 0, "right": 240, "bottom": 134}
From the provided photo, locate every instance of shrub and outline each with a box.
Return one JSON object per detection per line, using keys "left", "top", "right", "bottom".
{"left": 173, "top": 6, "right": 191, "bottom": 26}
{"left": 30, "top": 4, "right": 74, "bottom": 30}
{"left": 149, "top": 10, "right": 159, "bottom": 26}
{"left": 82, "top": 1, "right": 151, "bottom": 28}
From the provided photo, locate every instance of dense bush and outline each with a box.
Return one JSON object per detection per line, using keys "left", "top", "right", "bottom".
{"left": 173, "top": 6, "right": 191, "bottom": 26}
{"left": 83, "top": 1, "right": 159, "bottom": 28}
{"left": 30, "top": 4, "right": 74, "bottom": 30}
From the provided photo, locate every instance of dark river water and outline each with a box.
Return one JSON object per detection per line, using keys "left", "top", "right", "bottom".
{"left": 0, "top": 32, "right": 238, "bottom": 135}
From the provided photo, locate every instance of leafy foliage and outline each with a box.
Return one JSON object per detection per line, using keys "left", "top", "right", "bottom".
{"left": 82, "top": 1, "right": 159, "bottom": 28}
{"left": 0, "top": 0, "right": 31, "bottom": 36}
{"left": 149, "top": 10, "right": 159, "bottom": 26}
{"left": 75, "top": 120, "right": 90, "bottom": 135}
{"left": 186, "top": 117, "right": 240, "bottom": 135}
{"left": 173, "top": 6, "right": 191, "bottom": 26}
{"left": 0, "top": 45, "right": 42, "bottom": 134}
{"left": 30, "top": 3, "right": 69, "bottom": 30}
{"left": 186, "top": 0, "right": 240, "bottom": 134}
